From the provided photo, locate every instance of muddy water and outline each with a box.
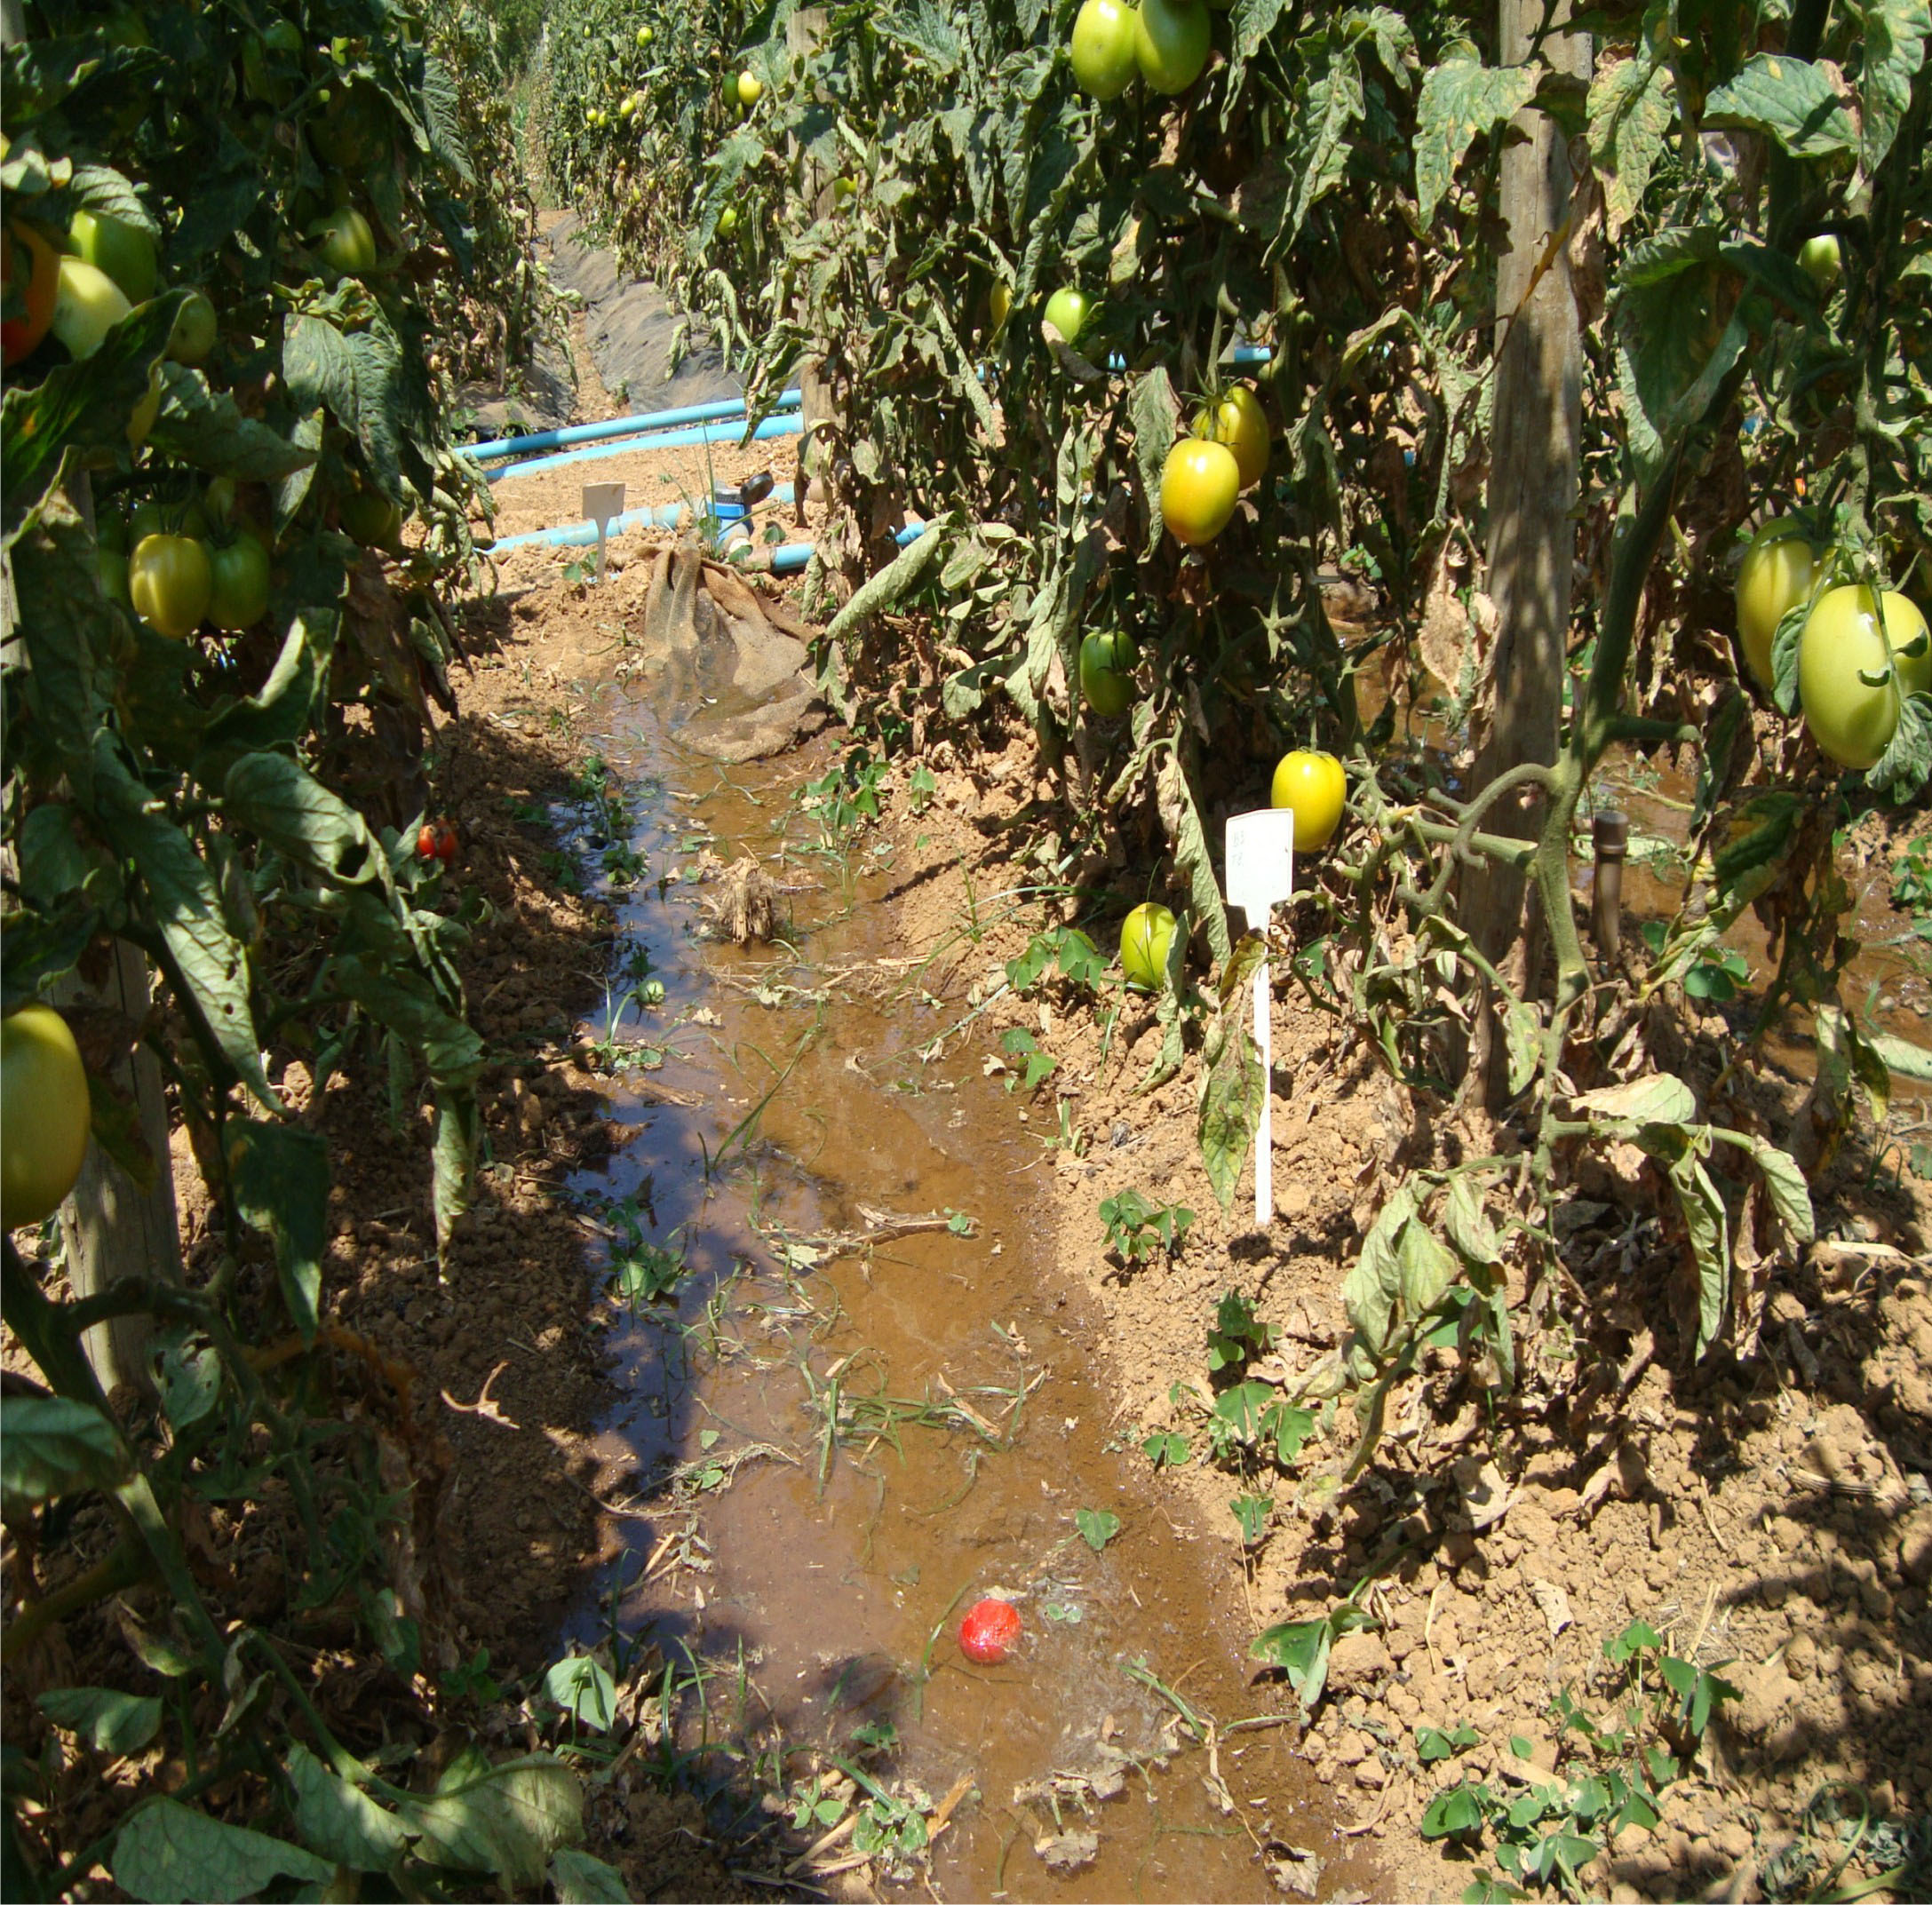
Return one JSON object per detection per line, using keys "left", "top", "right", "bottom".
{"left": 550, "top": 684, "right": 1370, "bottom": 1900}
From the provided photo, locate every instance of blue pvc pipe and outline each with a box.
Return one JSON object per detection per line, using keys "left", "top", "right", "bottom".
{"left": 468, "top": 389, "right": 803, "bottom": 463}
{"left": 486, "top": 411, "right": 805, "bottom": 483}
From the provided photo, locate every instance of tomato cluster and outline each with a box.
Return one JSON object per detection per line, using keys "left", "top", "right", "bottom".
{"left": 1734, "top": 516, "right": 1931, "bottom": 772}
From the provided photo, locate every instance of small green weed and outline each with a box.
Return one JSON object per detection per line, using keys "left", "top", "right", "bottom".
{"left": 998, "top": 1026, "right": 1057, "bottom": 1091}
{"left": 1005, "top": 924, "right": 1106, "bottom": 996}
{"left": 802, "top": 748, "right": 888, "bottom": 845}
{"left": 1099, "top": 1187, "right": 1195, "bottom": 1265}
{"left": 1412, "top": 1618, "right": 1740, "bottom": 1901}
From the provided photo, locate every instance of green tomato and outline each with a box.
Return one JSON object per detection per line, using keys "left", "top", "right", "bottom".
{"left": 1797, "top": 584, "right": 1926, "bottom": 770}
{"left": 637, "top": 25, "right": 655, "bottom": 46}
{"left": 1120, "top": 902, "right": 1177, "bottom": 992}
{"left": 1078, "top": 629, "right": 1139, "bottom": 718}
{"left": 1043, "top": 286, "right": 1092, "bottom": 347}
{"left": 129, "top": 532, "right": 212, "bottom": 639}
{"left": 717, "top": 205, "right": 740, "bottom": 237}
{"left": 69, "top": 207, "right": 157, "bottom": 305}
{"left": 1160, "top": 438, "right": 1240, "bottom": 546}
{"left": 1, "top": 1004, "right": 92, "bottom": 1231}
{"left": 1734, "top": 518, "right": 1817, "bottom": 692}
{"left": 1799, "top": 233, "right": 1841, "bottom": 293}
{"left": 166, "top": 290, "right": 219, "bottom": 367}
{"left": 206, "top": 533, "right": 272, "bottom": 631}
{"left": 50, "top": 256, "right": 131, "bottom": 360}
{"left": 311, "top": 206, "right": 377, "bottom": 277}
{"left": 1070, "top": 0, "right": 1139, "bottom": 99}
{"left": 1133, "top": 0, "right": 1211, "bottom": 94}
{"left": 989, "top": 280, "right": 1012, "bottom": 333}
{"left": 340, "top": 486, "right": 404, "bottom": 548}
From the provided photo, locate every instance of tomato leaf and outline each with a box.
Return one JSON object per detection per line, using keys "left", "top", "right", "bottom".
{"left": 549, "top": 1849, "right": 631, "bottom": 1904}
{"left": 112, "top": 1799, "right": 331, "bottom": 1903}
{"left": 1412, "top": 54, "right": 1538, "bottom": 224}
{"left": 1705, "top": 53, "right": 1859, "bottom": 158}
{"left": 399, "top": 1753, "right": 584, "bottom": 1888}
{"left": 1587, "top": 53, "right": 1674, "bottom": 234}
{"left": 227, "top": 1120, "right": 330, "bottom": 1342}
{"left": 0, "top": 1397, "right": 128, "bottom": 1512}
{"left": 149, "top": 364, "right": 314, "bottom": 482}
{"left": 37, "top": 1687, "right": 162, "bottom": 1757}
{"left": 286, "top": 1742, "right": 411, "bottom": 1872}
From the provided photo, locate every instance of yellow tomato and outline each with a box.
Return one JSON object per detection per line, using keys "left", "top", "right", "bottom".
{"left": 1735, "top": 518, "right": 1817, "bottom": 691}
{"left": 1797, "top": 586, "right": 1928, "bottom": 770}
{"left": 2, "top": 1004, "right": 91, "bottom": 1230}
{"left": 1120, "top": 903, "right": 1177, "bottom": 991}
{"left": 1269, "top": 750, "right": 1346, "bottom": 851}
{"left": 1195, "top": 385, "right": 1269, "bottom": 489}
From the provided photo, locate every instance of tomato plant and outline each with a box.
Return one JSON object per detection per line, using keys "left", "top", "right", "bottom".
{"left": 1, "top": 1005, "right": 91, "bottom": 1232}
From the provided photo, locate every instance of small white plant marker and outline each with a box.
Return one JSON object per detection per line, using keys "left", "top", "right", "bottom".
{"left": 582, "top": 480, "right": 626, "bottom": 581}
{"left": 1223, "top": 808, "right": 1296, "bottom": 1226}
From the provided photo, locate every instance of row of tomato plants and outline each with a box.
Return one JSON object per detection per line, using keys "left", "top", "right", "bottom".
{"left": 1, "top": 1, "right": 624, "bottom": 1894}
{"left": 533, "top": 1, "right": 1932, "bottom": 1432}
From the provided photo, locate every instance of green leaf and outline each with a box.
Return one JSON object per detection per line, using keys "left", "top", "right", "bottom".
{"left": 1129, "top": 368, "right": 1179, "bottom": 556}
{"left": 1413, "top": 56, "right": 1538, "bottom": 223}
{"left": 550, "top": 1848, "right": 632, "bottom": 1903}
{"left": 1501, "top": 998, "right": 1541, "bottom": 1097}
{"left": 195, "top": 613, "right": 338, "bottom": 778}
{"left": 223, "top": 752, "right": 381, "bottom": 886}
{"left": 1075, "top": 1507, "right": 1122, "bottom": 1551}
{"left": 1869, "top": 690, "right": 1932, "bottom": 800}
{"left": 1443, "top": 1176, "right": 1499, "bottom": 1264}
{"left": 1574, "top": 1073, "right": 1697, "bottom": 1127}
{"left": 1251, "top": 1617, "right": 1333, "bottom": 1716}
{"left": 148, "top": 365, "right": 314, "bottom": 481}
{"left": 1157, "top": 748, "right": 1231, "bottom": 962}
{"left": 112, "top": 1800, "right": 331, "bottom": 1903}
{"left": 1704, "top": 53, "right": 1859, "bottom": 157}
{"left": 1742, "top": 1136, "right": 1815, "bottom": 1246}
{"left": 1669, "top": 1153, "right": 1731, "bottom": 1359}
{"left": 227, "top": 1120, "right": 330, "bottom": 1341}
{"left": 36, "top": 1687, "right": 161, "bottom": 1757}
{"left": 1857, "top": 0, "right": 1930, "bottom": 169}
{"left": 1342, "top": 1183, "right": 1412, "bottom": 1357}
{"left": 1213, "top": 1380, "right": 1276, "bottom": 1443}
{"left": 1141, "top": 1429, "right": 1189, "bottom": 1467}
{"left": 401, "top": 1752, "right": 584, "bottom": 1887}
{"left": 89, "top": 744, "right": 274, "bottom": 1108}
{"left": 1397, "top": 1218, "right": 1457, "bottom": 1316}
{"left": 1197, "top": 972, "right": 1266, "bottom": 1214}
{"left": 1263, "top": 1400, "right": 1316, "bottom": 1464}
{"left": 1587, "top": 53, "right": 1675, "bottom": 234}
{"left": 1423, "top": 1783, "right": 1487, "bottom": 1838}
{"left": 1230, "top": 1493, "right": 1272, "bottom": 1543}
{"left": 155, "top": 1329, "right": 221, "bottom": 1430}
{"left": 544, "top": 1655, "right": 617, "bottom": 1731}
{"left": 286, "top": 1742, "right": 410, "bottom": 1872}
{"left": 0, "top": 1397, "right": 127, "bottom": 1511}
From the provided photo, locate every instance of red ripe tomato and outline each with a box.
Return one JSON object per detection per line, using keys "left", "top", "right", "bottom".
{"left": 417, "top": 823, "right": 440, "bottom": 862}
{"left": 3, "top": 220, "right": 60, "bottom": 367}
{"left": 434, "top": 821, "right": 459, "bottom": 864}
{"left": 958, "top": 1597, "right": 1022, "bottom": 1664}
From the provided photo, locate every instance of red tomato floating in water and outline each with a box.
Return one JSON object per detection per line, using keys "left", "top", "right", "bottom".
{"left": 959, "top": 1597, "right": 1022, "bottom": 1664}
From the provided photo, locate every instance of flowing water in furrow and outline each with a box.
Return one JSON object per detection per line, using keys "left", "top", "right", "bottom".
{"left": 545, "top": 682, "right": 1368, "bottom": 1901}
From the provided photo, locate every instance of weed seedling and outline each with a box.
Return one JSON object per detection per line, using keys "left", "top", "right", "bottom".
{"left": 1100, "top": 1188, "right": 1196, "bottom": 1265}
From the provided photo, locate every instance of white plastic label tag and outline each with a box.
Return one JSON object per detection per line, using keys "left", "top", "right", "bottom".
{"left": 1224, "top": 807, "right": 1295, "bottom": 1229}
{"left": 582, "top": 480, "right": 626, "bottom": 581}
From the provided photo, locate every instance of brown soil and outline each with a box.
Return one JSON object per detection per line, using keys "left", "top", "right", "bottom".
{"left": 872, "top": 726, "right": 1932, "bottom": 1902}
